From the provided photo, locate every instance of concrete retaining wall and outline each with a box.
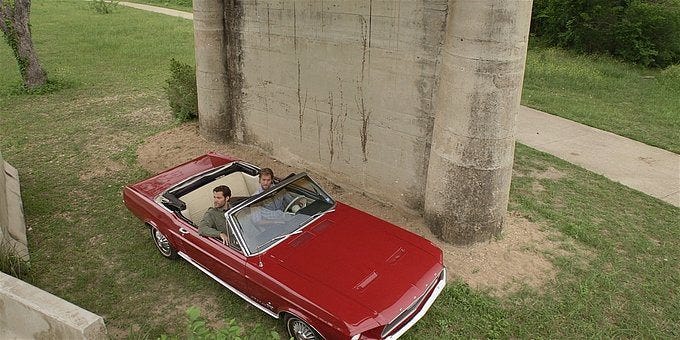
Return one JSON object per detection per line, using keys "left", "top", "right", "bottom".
{"left": 0, "top": 151, "right": 29, "bottom": 260}
{"left": 0, "top": 152, "right": 108, "bottom": 338}
{"left": 229, "top": 0, "right": 448, "bottom": 208}
{"left": 0, "top": 271, "right": 107, "bottom": 339}
{"left": 195, "top": 0, "right": 533, "bottom": 242}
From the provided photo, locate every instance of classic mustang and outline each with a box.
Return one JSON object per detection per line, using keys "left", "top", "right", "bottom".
{"left": 123, "top": 153, "right": 446, "bottom": 339}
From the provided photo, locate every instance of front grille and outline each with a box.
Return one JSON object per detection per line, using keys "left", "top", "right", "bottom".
{"left": 381, "top": 269, "right": 444, "bottom": 338}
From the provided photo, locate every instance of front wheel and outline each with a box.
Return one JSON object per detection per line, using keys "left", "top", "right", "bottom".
{"left": 285, "top": 315, "right": 321, "bottom": 340}
{"left": 150, "top": 226, "right": 178, "bottom": 259}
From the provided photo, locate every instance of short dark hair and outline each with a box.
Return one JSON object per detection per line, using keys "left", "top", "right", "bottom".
{"left": 213, "top": 185, "right": 231, "bottom": 197}
{"left": 259, "top": 168, "right": 274, "bottom": 179}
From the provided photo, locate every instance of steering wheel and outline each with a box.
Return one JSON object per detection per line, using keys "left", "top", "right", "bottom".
{"left": 284, "top": 195, "right": 306, "bottom": 214}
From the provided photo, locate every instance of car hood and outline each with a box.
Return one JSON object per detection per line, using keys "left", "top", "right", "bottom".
{"left": 267, "top": 203, "right": 443, "bottom": 326}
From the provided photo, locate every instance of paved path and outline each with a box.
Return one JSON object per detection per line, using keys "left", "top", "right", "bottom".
{"left": 119, "top": 2, "right": 193, "bottom": 19}
{"left": 518, "top": 106, "right": 679, "bottom": 207}
{"left": 120, "top": 2, "right": 680, "bottom": 208}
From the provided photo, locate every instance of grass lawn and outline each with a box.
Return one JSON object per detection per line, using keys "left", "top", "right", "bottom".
{"left": 1, "top": 1, "right": 678, "bottom": 338}
{"left": 523, "top": 41, "right": 680, "bottom": 154}
{"left": 122, "top": 0, "right": 193, "bottom": 12}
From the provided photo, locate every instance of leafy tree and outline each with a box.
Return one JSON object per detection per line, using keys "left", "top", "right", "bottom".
{"left": 531, "top": 0, "right": 680, "bottom": 67}
{"left": 0, "top": 0, "right": 47, "bottom": 89}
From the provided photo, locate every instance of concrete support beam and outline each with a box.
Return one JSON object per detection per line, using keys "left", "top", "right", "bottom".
{"left": 0, "top": 271, "right": 107, "bottom": 339}
{"left": 424, "top": 0, "right": 533, "bottom": 244}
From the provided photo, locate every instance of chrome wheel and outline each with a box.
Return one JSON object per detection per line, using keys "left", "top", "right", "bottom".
{"left": 286, "top": 316, "right": 319, "bottom": 340}
{"left": 151, "top": 226, "right": 177, "bottom": 259}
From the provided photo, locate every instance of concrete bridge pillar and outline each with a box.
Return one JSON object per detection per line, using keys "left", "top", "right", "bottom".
{"left": 193, "top": 0, "right": 229, "bottom": 142}
{"left": 424, "top": 0, "right": 533, "bottom": 244}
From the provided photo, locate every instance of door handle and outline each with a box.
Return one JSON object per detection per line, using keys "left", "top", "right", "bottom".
{"left": 179, "top": 227, "right": 189, "bottom": 235}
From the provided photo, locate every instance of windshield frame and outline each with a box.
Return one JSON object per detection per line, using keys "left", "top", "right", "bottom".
{"left": 226, "top": 172, "right": 335, "bottom": 256}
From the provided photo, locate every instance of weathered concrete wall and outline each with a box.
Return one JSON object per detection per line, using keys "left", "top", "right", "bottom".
{"left": 0, "top": 271, "right": 107, "bottom": 339}
{"left": 195, "top": 0, "right": 533, "bottom": 243}
{"left": 236, "top": 0, "right": 449, "bottom": 208}
{"left": 0, "top": 151, "right": 29, "bottom": 260}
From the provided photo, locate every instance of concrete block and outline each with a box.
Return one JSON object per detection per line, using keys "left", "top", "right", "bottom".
{"left": 0, "top": 271, "right": 107, "bottom": 339}
{"left": 1, "top": 153, "right": 29, "bottom": 261}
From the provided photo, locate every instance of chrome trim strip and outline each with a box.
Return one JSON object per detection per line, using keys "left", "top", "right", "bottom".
{"left": 385, "top": 268, "right": 446, "bottom": 340}
{"left": 178, "top": 251, "right": 279, "bottom": 319}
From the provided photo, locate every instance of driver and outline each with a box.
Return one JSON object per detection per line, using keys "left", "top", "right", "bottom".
{"left": 198, "top": 185, "right": 232, "bottom": 245}
{"left": 255, "top": 168, "right": 275, "bottom": 194}
{"left": 256, "top": 168, "right": 304, "bottom": 213}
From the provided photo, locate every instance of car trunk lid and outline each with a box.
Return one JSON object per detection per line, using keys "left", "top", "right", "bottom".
{"left": 129, "top": 153, "right": 235, "bottom": 198}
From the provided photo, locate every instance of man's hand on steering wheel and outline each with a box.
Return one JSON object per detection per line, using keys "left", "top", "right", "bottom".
{"left": 285, "top": 195, "right": 307, "bottom": 214}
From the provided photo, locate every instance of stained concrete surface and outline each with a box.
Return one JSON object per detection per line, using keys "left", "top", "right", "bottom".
{"left": 120, "top": 1, "right": 680, "bottom": 208}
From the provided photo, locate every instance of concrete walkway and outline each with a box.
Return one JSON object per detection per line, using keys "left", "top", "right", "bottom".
{"left": 119, "top": 2, "right": 680, "bottom": 208}
{"left": 119, "top": 2, "right": 192, "bottom": 19}
{"left": 518, "top": 106, "right": 679, "bottom": 207}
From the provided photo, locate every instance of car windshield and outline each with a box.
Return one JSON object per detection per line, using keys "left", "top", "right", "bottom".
{"left": 231, "top": 174, "right": 335, "bottom": 254}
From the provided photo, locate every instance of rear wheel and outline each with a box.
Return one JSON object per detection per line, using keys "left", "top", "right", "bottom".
{"left": 285, "top": 314, "right": 321, "bottom": 340}
{"left": 150, "top": 226, "right": 178, "bottom": 259}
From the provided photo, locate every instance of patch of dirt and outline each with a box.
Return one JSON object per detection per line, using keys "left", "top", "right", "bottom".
{"left": 137, "top": 123, "right": 588, "bottom": 297}
{"left": 80, "top": 158, "right": 126, "bottom": 181}
{"left": 531, "top": 166, "right": 565, "bottom": 180}
{"left": 531, "top": 181, "right": 546, "bottom": 194}
{"left": 124, "top": 105, "right": 174, "bottom": 128}
{"left": 72, "top": 94, "right": 173, "bottom": 181}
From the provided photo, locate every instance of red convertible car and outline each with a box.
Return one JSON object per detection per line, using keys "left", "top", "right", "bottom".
{"left": 123, "top": 153, "right": 446, "bottom": 339}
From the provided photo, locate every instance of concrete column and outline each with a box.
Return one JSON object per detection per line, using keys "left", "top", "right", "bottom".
{"left": 424, "top": 0, "right": 533, "bottom": 244}
{"left": 194, "top": 0, "right": 229, "bottom": 142}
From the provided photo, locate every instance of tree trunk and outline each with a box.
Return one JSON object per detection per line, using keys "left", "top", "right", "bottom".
{"left": 0, "top": 0, "right": 47, "bottom": 89}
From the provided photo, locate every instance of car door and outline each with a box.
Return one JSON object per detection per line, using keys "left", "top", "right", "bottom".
{"left": 175, "top": 223, "right": 247, "bottom": 294}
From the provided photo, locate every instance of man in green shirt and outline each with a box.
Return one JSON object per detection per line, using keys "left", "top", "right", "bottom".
{"left": 198, "top": 185, "right": 232, "bottom": 245}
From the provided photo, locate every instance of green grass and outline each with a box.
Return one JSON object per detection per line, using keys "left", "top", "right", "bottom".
{"left": 1, "top": 1, "right": 679, "bottom": 338}
{"left": 410, "top": 144, "right": 679, "bottom": 339}
{"left": 523, "top": 42, "right": 680, "bottom": 153}
{"left": 124, "top": 0, "right": 193, "bottom": 12}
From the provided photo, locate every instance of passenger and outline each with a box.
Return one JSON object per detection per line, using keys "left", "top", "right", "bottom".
{"left": 198, "top": 185, "right": 232, "bottom": 245}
